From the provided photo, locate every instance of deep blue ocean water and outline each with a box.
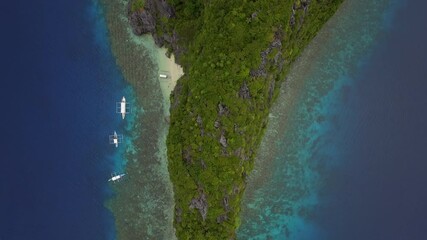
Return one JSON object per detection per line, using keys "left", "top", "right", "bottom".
{"left": 0, "top": 0, "right": 131, "bottom": 239}
{"left": 317, "top": 1, "right": 427, "bottom": 239}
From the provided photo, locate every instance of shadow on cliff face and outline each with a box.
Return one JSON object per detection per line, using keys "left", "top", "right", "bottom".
{"left": 128, "top": 0, "right": 184, "bottom": 63}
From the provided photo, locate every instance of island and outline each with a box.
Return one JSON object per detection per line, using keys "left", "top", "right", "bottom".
{"left": 126, "top": 0, "right": 343, "bottom": 238}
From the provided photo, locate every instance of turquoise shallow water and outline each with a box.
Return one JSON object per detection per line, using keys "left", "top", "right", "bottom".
{"left": 99, "top": 0, "right": 177, "bottom": 238}
{"left": 88, "top": 0, "right": 137, "bottom": 176}
{"left": 237, "top": 0, "right": 401, "bottom": 239}
{"left": 109, "top": 85, "right": 138, "bottom": 174}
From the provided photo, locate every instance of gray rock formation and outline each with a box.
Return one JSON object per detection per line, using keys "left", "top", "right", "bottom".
{"left": 196, "top": 115, "right": 203, "bottom": 126}
{"left": 128, "top": 0, "right": 186, "bottom": 63}
{"left": 220, "top": 133, "right": 227, "bottom": 148}
{"left": 218, "top": 103, "right": 229, "bottom": 116}
{"left": 128, "top": 0, "right": 173, "bottom": 36}
{"left": 234, "top": 147, "right": 248, "bottom": 161}
{"left": 214, "top": 119, "right": 221, "bottom": 129}
{"left": 189, "top": 193, "right": 208, "bottom": 221}
{"left": 222, "top": 195, "right": 230, "bottom": 211}
{"left": 200, "top": 159, "right": 207, "bottom": 170}
{"left": 250, "top": 30, "right": 284, "bottom": 78}
{"left": 216, "top": 213, "right": 228, "bottom": 223}
{"left": 289, "top": 0, "right": 311, "bottom": 30}
{"left": 196, "top": 115, "right": 205, "bottom": 136}
{"left": 238, "top": 81, "right": 251, "bottom": 99}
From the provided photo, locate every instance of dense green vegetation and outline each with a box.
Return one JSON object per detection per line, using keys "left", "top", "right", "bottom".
{"left": 130, "top": 0, "right": 144, "bottom": 12}
{"left": 157, "top": 0, "right": 343, "bottom": 238}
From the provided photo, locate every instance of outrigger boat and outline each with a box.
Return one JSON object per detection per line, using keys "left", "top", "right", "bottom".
{"left": 109, "top": 131, "right": 123, "bottom": 147}
{"left": 116, "top": 96, "right": 130, "bottom": 120}
{"left": 108, "top": 173, "right": 125, "bottom": 182}
{"left": 113, "top": 131, "right": 119, "bottom": 147}
{"left": 120, "top": 97, "right": 126, "bottom": 119}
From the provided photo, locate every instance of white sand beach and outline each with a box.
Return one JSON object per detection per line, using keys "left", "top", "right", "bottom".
{"left": 156, "top": 47, "right": 184, "bottom": 116}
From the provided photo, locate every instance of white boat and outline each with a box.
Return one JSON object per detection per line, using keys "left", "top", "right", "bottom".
{"left": 108, "top": 173, "right": 125, "bottom": 182}
{"left": 113, "top": 131, "right": 119, "bottom": 147}
{"left": 120, "top": 97, "right": 126, "bottom": 119}
{"left": 109, "top": 131, "right": 123, "bottom": 147}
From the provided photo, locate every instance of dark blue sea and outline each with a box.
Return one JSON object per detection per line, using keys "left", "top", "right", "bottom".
{"left": 0, "top": 0, "right": 131, "bottom": 239}
{"left": 317, "top": 1, "right": 427, "bottom": 239}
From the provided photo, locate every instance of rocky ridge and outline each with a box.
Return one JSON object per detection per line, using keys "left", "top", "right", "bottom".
{"left": 128, "top": 0, "right": 184, "bottom": 62}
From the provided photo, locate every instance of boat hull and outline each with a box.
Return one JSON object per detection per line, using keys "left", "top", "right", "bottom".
{"left": 120, "top": 97, "right": 126, "bottom": 119}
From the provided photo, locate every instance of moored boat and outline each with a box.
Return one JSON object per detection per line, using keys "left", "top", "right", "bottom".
{"left": 120, "top": 97, "right": 126, "bottom": 119}
{"left": 108, "top": 173, "right": 125, "bottom": 182}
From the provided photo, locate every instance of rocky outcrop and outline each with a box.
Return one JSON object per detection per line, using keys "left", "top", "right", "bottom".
{"left": 216, "top": 213, "right": 228, "bottom": 223}
{"left": 196, "top": 115, "right": 203, "bottom": 126}
{"left": 218, "top": 103, "right": 230, "bottom": 116}
{"left": 128, "top": 8, "right": 154, "bottom": 34}
{"left": 189, "top": 193, "right": 208, "bottom": 221}
{"left": 220, "top": 132, "right": 228, "bottom": 148}
{"left": 290, "top": 0, "right": 311, "bottom": 30}
{"left": 214, "top": 119, "right": 221, "bottom": 129}
{"left": 234, "top": 147, "right": 249, "bottom": 161}
{"left": 128, "top": 0, "right": 185, "bottom": 63}
{"left": 222, "top": 195, "right": 230, "bottom": 211}
{"left": 128, "top": 0, "right": 173, "bottom": 36}
{"left": 196, "top": 115, "right": 205, "bottom": 136}
{"left": 215, "top": 194, "right": 231, "bottom": 223}
{"left": 250, "top": 30, "right": 284, "bottom": 78}
{"left": 238, "top": 81, "right": 251, "bottom": 99}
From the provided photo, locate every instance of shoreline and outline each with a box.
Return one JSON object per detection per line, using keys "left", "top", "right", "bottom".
{"left": 156, "top": 48, "right": 184, "bottom": 116}
{"left": 122, "top": 31, "right": 184, "bottom": 116}
{"left": 238, "top": 0, "right": 394, "bottom": 237}
{"left": 159, "top": 0, "right": 344, "bottom": 237}
{"left": 100, "top": 0, "right": 177, "bottom": 239}
{"left": 103, "top": 0, "right": 342, "bottom": 238}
